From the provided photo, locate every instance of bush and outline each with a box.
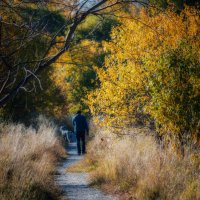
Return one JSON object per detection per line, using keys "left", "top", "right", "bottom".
{"left": 87, "top": 7, "right": 200, "bottom": 143}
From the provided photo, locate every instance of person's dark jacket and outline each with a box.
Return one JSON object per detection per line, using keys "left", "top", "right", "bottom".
{"left": 72, "top": 114, "right": 89, "bottom": 134}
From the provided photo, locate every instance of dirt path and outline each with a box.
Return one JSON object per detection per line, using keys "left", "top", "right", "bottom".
{"left": 55, "top": 143, "right": 117, "bottom": 200}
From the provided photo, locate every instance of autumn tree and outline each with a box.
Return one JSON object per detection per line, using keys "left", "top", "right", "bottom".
{"left": 0, "top": 0, "right": 68, "bottom": 120}
{"left": 149, "top": 0, "right": 199, "bottom": 9}
{"left": 87, "top": 6, "right": 200, "bottom": 144}
{"left": 50, "top": 15, "right": 118, "bottom": 115}
{"left": 0, "top": 0, "right": 147, "bottom": 109}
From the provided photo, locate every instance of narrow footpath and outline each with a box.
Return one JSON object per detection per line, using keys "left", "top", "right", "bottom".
{"left": 55, "top": 143, "right": 117, "bottom": 200}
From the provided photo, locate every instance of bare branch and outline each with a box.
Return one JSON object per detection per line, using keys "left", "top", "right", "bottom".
{"left": 0, "top": 0, "right": 148, "bottom": 107}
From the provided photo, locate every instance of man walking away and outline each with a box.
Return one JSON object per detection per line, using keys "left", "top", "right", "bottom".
{"left": 72, "top": 110, "right": 89, "bottom": 155}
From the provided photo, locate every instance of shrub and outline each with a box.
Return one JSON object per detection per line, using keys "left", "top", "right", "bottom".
{"left": 87, "top": 7, "right": 200, "bottom": 143}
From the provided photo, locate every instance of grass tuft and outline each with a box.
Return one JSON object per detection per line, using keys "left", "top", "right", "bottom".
{"left": 0, "top": 116, "right": 66, "bottom": 200}
{"left": 87, "top": 127, "right": 200, "bottom": 200}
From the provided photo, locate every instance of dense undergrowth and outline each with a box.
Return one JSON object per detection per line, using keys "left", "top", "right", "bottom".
{"left": 0, "top": 116, "right": 66, "bottom": 200}
{"left": 86, "top": 127, "right": 200, "bottom": 200}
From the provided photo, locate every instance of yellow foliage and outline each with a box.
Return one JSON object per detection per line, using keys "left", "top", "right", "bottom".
{"left": 50, "top": 39, "right": 103, "bottom": 114}
{"left": 87, "top": 7, "right": 200, "bottom": 139}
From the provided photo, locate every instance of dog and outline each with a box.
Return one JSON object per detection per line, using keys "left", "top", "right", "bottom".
{"left": 59, "top": 126, "right": 70, "bottom": 143}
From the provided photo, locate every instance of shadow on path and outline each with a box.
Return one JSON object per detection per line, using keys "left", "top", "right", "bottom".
{"left": 55, "top": 143, "right": 117, "bottom": 200}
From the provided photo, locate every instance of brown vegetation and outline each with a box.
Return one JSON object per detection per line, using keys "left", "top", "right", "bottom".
{"left": 86, "top": 128, "right": 200, "bottom": 200}
{"left": 0, "top": 116, "right": 66, "bottom": 200}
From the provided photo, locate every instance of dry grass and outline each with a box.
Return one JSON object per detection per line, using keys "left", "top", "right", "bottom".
{"left": 87, "top": 127, "right": 200, "bottom": 200}
{"left": 0, "top": 116, "right": 66, "bottom": 200}
{"left": 66, "top": 156, "right": 98, "bottom": 173}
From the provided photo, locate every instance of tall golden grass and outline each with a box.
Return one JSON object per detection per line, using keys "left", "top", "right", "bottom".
{"left": 88, "top": 128, "right": 200, "bottom": 200}
{"left": 0, "top": 116, "right": 66, "bottom": 200}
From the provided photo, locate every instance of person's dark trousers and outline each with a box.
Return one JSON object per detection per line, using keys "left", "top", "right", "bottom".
{"left": 76, "top": 131, "right": 86, "bottom": 155}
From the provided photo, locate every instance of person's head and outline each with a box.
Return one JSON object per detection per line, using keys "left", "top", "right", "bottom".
{"left": 76, "top": 110, "right": 81, "bottom": 115}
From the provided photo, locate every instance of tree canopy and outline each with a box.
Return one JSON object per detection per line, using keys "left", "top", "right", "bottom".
{"left": 87, "top": 6, "right": 200, "bottom": 143}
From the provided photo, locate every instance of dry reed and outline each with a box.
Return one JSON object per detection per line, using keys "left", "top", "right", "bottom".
{"left": 0, "top": 116, "right": 66, "bottom": 200}
{"left": 88, "top": 128, "right": 200, "bottom": 200}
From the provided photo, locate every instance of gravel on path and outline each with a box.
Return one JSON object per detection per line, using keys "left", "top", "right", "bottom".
{"left": 55, "top": 143, "right": 117, "bottom": 200}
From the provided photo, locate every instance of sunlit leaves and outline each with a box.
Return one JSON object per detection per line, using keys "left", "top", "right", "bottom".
{"left": 50, "top": 39, "right": 103, "bottom": 114}
{"left": 87, "top": 7, "right": 200, "bottom": 140}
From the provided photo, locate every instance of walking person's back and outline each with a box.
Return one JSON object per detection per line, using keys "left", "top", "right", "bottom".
{"left": 72, "top": 110, "right": 89, "bottom": 155}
